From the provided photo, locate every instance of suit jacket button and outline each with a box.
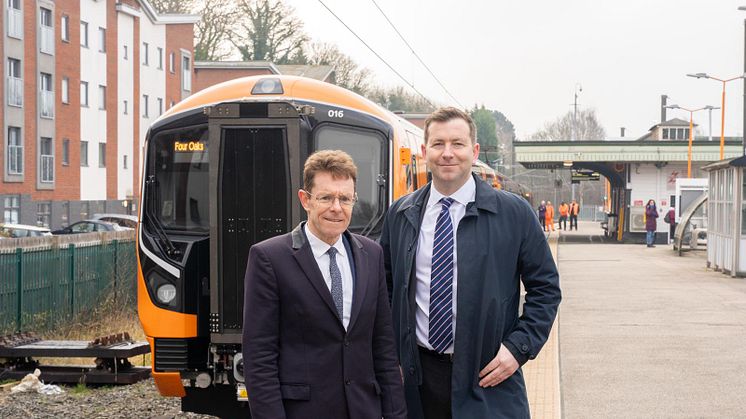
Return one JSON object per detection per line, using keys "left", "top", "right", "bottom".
{"left": 344, "top": 339, "right": 350, "bottom": 347}
{"left": 409, "top": 367, "right": 415, "bottom": 375}
{"left": 345, "top": 380, "right": 351, "bottom": 385}
{"left": 521, "top": 344, "right": 529, "bottom": 352}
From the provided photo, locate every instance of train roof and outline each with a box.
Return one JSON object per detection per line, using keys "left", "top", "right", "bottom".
{"left": 160, "top": 75, "right": 423, "bottom": 133}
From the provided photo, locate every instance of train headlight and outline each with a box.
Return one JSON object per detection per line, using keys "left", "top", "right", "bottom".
{"left": 251, "top": 78, "right": 283, "bottom": 95}
{"left": 156, "top": 284, "right": 177, "bottom": 304}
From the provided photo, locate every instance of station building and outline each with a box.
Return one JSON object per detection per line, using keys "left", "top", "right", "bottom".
{"left": 515, "top": 117, "right": 743, "bottom": 244}
{"left": 0, "top": 0, "right": 198, "bottom": 229}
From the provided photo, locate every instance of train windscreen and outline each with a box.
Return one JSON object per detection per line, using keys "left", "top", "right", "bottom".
{"left": 151, "top": 127, "right": 210, "bottom": 233}
{"left": 314, "top": 125, "right": 385, "bottom": 232}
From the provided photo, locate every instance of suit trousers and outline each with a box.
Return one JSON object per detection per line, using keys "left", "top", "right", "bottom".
{"left": 418, "top": 346, "right": 453, "bottom": 419}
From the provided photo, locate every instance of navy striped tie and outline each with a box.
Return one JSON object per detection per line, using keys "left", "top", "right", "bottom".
{"left": 429, "top": 197, "right": 454, "bottom": 353}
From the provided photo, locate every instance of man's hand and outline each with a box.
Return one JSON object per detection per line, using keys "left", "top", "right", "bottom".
{"left": 478, "top": 343, "right": 519, "bottom": 387}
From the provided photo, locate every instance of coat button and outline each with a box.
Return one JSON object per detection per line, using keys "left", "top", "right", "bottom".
{"left": 521, "top": 344, "right": 529, "bottom": 352}
{"left": 409, "top": 366, "right": 415, "bottom": 375}
{"left": 345, "top": 380, "right": 351, "bottom": 385}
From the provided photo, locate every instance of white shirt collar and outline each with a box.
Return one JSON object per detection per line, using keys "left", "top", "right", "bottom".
{"left": 304, "top": 223, "right": 346, "bottom": 259}
{"left": 427, "top": 175, "right": 476, "bottom": 208}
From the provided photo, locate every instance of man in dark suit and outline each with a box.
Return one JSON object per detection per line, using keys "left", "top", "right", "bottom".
{"left": 242, "top": 150, "right": 406, "bottom": 419}
{"left": 380, "top": 108, "right": 561, "bottom": 419}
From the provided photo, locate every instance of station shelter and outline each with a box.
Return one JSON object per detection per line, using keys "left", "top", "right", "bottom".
{"left": 702, "top": 156, "right": 746, "bottom": 276}
{"left": 514, "top": 126, "right": 743, "bottom": 244}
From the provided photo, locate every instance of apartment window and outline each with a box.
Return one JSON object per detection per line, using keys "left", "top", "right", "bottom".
{"left": 169, "top": 52, "right": 174, "bottom": 73}
{"left": 80, "top": 21, "right": 88, "bottom": 47}
{"left": 98, "top": 27, "right": 106, "bottom": 53}
{"left": 7, "top": 58, "right": 22, "bottom": 107}
{"left": 62, "top": 139, "right": 69, "bottom": 165}
{"left": 80, "top": 202, "right": 90, "bottom": 220}
{"left": 142, "top": 42, "right": 149, "bottom": 66}
{"left": 37, "top": 202, "right": 51, "bottom": 227}
{"left": 142, "top": 94, "right": 149, "bottom": 118}
{"left": 80, "top": 141, "right": 88, "bottom": 166}
{"left": 61, "top": 15, "right": 69, "bottom": 42}
{"left": 123, "top": 45, "right": 128, "bottom": 59}
{"left": 157, "top": 47, "right": 163, "bottom": 69}
{"left": 81, "top": 81, "right": 89, "bottom": 107}
{"left": 98, "top": 85, "right": 106, "bottom": 110}
{"left": 7, "top": 126, "right": 23, "bottom": 175}
{"left": 4, "top": 195, "right": 20, "bottom": 224}
{"left": 39, "top": 72, "right": 54, "bottom": 118}
{"left": 99, "top": 143, "right": 106, "bottom": 167}
{"left": 123, "top": 99, "right": 128, "bottom": 115}
{"left": 40, "top": 137, "right": 54, "bottom": 183}
{"left": 7, "top": 0, "right": 22, "bottom": 39}
{"left": 39, "top": 8, "right": 53, "bottom": 55}
{"left": 157, "top": 97, "right": 163, "bottom": 116}
{"left": 182, "top": 55, "right": 192, "bottom": 91}
{"left": 123, "top": 155, "right": 128, "bottom": 169}
{"left": 61, "top": 77, "right": 69, "bottom": 104}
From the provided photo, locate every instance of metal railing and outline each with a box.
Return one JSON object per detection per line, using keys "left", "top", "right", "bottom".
{"left": 0, "top": 232, "right": 137, "bottom": 333}
{"left": 7, "top": 7, "right": 22, "bottom": 39}
{"left": 7, "top": 76, "right": 23, "bottom": 107}
{"left": 39, "top": 90, "right": 54, "bottom": 118}
{"left": 40, "top": 25, "right": 54, "bottom": 55}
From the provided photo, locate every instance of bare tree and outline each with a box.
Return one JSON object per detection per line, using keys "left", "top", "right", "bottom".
{"left": 194, "top": 0, "right": 235, "bottom": 61}
{"left": 231, "top": 0, "right": 308, "bottom": 63}
{"left": 306, "top": 42, "right": 373, "bottom": 94}
{"left": 529, "top": 109, "right": 606, "bottom": 141}
{"left": 368, "top": 86, "right": 435, "bottom": 113}
{"left": 148, "top": 0, "right": 196, "bottom": 14}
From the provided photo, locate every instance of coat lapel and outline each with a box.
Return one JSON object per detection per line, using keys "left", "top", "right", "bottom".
{"left": 290, "top": 224, "right": 342, "bottom": 324}
{"left": 346, "top": 233, "right": 368, "bottom": 332}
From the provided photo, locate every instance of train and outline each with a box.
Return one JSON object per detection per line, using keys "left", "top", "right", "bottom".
{"left": 136, "top": 75, "right": 429, "bottom": 417}
{"left": 472, "top": 159, "right": 532, "bottom": 203}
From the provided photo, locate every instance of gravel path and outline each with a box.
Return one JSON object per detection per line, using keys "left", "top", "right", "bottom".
{"left": 0, "top": 379, "right": 217, "bottom": 419}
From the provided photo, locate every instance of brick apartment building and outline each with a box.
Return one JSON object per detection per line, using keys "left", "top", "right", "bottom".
{"left": 1, "top": 0, "right": 197, "bottom": 229}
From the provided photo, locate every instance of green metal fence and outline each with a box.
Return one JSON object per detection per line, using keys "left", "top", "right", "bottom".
{"left": 0, "top": 238, "right": 137, "bottom": 333}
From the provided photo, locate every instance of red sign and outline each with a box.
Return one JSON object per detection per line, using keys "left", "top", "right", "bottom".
{"left": 634, "top": 200, "right": 644, "bottom": 206}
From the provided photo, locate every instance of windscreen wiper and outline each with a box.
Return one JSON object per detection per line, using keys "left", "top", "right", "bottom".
{"left": 360, "top": 174, "right": 387, "bottom": 237}
{"left": 144, "top": 175, "right": 181, "bottom": 259}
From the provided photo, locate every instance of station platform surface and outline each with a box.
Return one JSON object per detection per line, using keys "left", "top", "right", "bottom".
{"left": 533, "top": 220, "right": 746, "bottom": 418}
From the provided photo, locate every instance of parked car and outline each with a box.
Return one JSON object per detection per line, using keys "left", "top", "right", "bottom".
{"left": 0, "top": 223, "right": 53, "bottom": 238}
{"left": 90, "top": 213, "right": 138, "bottom": 229}
{"left": 52, "top": 220, "right": 124, "bottom": 235}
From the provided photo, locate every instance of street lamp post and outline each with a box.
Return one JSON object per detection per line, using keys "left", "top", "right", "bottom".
{"left": 687, "top": 72, "right": 746, "bottom": 159}
{"left": 665, "top": 104, "right": 711, "bottom": 178}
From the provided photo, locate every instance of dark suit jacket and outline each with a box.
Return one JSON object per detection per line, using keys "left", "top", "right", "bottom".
{"left": 379, "top": 175, "right": 561, "bottom": 419}
{"left": 242, "top": 223, "right": 407, "bottom": 419}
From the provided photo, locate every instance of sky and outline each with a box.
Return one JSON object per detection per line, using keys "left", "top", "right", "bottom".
{"left": 284, "top": 0, "right": 746, "bottom": 140}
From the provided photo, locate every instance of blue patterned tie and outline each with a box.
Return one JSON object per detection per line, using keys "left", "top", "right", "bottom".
{"left": 327, "top": 247, "right": 344, "bottom": 320}
{"left": 429, "top": 197, "right": 454, "bottom": 353}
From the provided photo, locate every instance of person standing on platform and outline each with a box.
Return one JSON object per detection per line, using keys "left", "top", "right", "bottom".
{"left": 558, "top": 201, "right": 569, "bottom": 231}
{"left": 569, "top": 199, "right": 580, "bottom": 230}
{"left": 380, "top": 107, "right": 561, "bottom": 419}
{"left": 242, "top": 150, "right": 406, "bottom": 419}
{"left": 538, "top": 201, "right": 547, "bottom": 231}
{"left": 645, "top": 199, "right": 658, "bottom": 247}
{"left": 545, "top": 201, "right": 555, "bottom": 232}
{"left": 664, "top": 205, "right": 676, "bottom": 244}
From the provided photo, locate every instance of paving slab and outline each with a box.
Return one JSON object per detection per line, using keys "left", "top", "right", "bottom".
{"left": 558, "top": 222, "right": 746, "bottom": 418}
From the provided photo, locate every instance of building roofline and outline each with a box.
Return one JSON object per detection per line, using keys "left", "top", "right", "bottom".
{"left": 128, "top": 0, "right": 200, "bottom": 25}
{"left": 194, "top": 61, "right": 281, "bottom": 74}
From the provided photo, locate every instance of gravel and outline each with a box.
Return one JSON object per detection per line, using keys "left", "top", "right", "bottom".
{"left": 0, "top": 379, "right": 218, "bottom": 419}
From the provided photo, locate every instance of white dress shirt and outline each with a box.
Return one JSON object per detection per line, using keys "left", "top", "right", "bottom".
{"left": 415, "top": 176, "right": 476, "bottom": 353}
{"left": 304, "top": 224, "right": 354, "bottom": 330}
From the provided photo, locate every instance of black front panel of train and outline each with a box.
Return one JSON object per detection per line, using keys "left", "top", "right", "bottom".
{"left": 220, "top": 127, "right": 289, "bottom": 331}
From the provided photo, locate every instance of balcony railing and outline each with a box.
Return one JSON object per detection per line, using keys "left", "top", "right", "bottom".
{"left": 40, "top": 155, "right": 54, "bottom": 183}
{"left": 39, "top": 90, "right": 54, "bottom": 118}
{"left": 40, "top": 25, "right": 54, "bottom": 55}
{"left": 7, "top": 77, "right": 23, "bottom": 107}
{"left": 7, "top": 8, "right": 22, "bottom": 39}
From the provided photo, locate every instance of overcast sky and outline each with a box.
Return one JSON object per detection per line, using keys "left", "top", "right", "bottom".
{"left": 285, "top": 0, "right": 745, "bottom": 140}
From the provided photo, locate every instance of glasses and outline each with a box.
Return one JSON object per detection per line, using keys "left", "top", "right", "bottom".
{"left": 302, "top": 190, "right": 358, "bottom": 208}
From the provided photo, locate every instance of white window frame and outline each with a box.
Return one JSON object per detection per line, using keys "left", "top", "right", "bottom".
{"left": 80, "top": 141, "right": 88, "bottom": 167}
{"left": 7, "top": 126, "right": 23, "bottom": 175}
{"left": 7, "top": 57, "right": 23, "bottom": 107}
{"left": 61, "top": 15, "right": 69, "bottom": 42}
{"left": 157, "top": 47, "right": 163, "bottom": 70}
{"left": 98, "top": 27, "right": 106, "bottom": 53}
{"left": 62, "top": 138, "right": 69, "bottom": 166}
{"left": 98, "top": 143, "right": 106, "bottom": 168}
{"left": 157, "top": 97, "right": 163, "bottom": 116}
{"left": 80, "top": 21, "right": 88, "bottom": 48}
{"left": 98, "top": 85, "right": 106, "bottom": 110}
{"left": 142, "top": 42, "right": 149, "bottom": 66}
{"left": 7, "top": 0, "right": 22, "bottom": 39}
{"left": 39, "top": 72, "right": 54, "bottom": 119}
{"left": 142, "top": 94, "right": 149, "bottom": 118}
{"left": 169, "top": 52, "right": 174, "bottom": 73}
{"left": 81, "top": 81, "right": 89, "bottom": 107}
{"left": 181, "top": 53, "right": 192, "bottom": 91}
{"left": 61, "top": 77, "right": 69, "bottom": 104}
{"left": 40, "top": 137, "right": 54, "bottom": 183}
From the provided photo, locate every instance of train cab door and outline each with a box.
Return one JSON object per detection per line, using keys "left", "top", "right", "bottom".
{"left": 207, "top": 102, "right": 304, "bottom": 344}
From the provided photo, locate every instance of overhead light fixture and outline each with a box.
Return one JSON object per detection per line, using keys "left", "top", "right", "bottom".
{"left": 251, "top": 78, "right": 284, "bottom": 95}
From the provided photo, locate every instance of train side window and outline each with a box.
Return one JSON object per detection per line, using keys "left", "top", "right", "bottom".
{"left": 314, "top": 124, "right": 386, "bottom": 231}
